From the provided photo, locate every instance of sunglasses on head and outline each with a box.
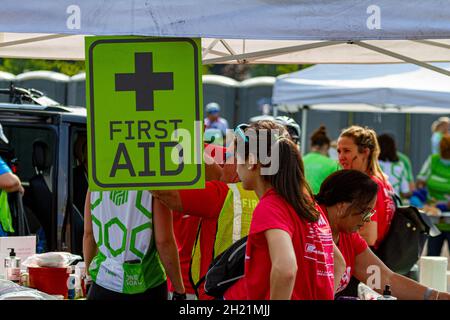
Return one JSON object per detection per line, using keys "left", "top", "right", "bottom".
{"left": 234, "top": 123, "right": 250, "bottom": 143}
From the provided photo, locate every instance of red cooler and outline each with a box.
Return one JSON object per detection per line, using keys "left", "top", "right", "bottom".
{"left": 28, "top": 267, "right": 71, "bottom": 298}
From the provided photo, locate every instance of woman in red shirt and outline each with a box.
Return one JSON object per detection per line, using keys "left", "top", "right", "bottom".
{"left": 233, "top": 121, "right": 335, "bottom": 300}
{"left": 316, "top": 169, "right": 450, "bottom": 300}
{"left": 337, "top": 126, "right": 396, "bottom": 250}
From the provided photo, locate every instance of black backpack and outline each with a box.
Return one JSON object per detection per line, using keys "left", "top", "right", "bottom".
{"left": 204, "top": 236, "right": 247, "bottom": 298}
{"left": 374, "top": 195, "right": 441, "bottom": 275}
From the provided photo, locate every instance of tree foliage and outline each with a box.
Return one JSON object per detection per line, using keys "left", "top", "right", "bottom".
{"left": 0, "top": 58, "right": 85, "bottom": 76}
{"left": 0, "top": 58, "right": 310, "bottom": 79}
{"left": 203, "top": 64, "right": 312, "bottom": 79}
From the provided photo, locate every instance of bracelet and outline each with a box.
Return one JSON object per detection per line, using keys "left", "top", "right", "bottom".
{"left": 435, "top": 291, "right": 440, "bottom": 301}
{"left": 423, "top": 287, "right": 434, "bottom": 300}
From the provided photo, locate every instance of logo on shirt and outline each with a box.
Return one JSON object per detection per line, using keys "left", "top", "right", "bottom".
{"left": 305, "top": 243, "right": 317, "bottom": 254}
{"left": 337, "top": 266, "right": 352, "bottom": 293}
{"left": 317, "top": 215, "right": 328, "bottom": 227}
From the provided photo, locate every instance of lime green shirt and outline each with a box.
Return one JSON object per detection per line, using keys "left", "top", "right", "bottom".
{"left": 303, "top": 152, "right": 341, "bottom": 194}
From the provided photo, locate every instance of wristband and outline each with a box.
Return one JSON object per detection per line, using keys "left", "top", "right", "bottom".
{"left": 423, "top": 287, "right": 434, "bottom": 300}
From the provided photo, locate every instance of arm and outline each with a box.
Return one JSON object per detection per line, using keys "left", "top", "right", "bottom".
{"left": 83, "top": 190, "right": 98, "bottom": 273}
{"left": 153, "top": 198, "right": 185, "bottom": 294}
{"left": 416, "top": 156, "right": 431, "bottom": 189}
{"left": 150, "top": 190, "right": 183, "bottom": 212}
{"left": 400, "top": 170, "right": 413, "bottom": 199}
{"left": 204, "top": 153, "right": 223, "bottom": 181}
{"left": 151, "top": 181, "right": 227, "bottom": 219}
{"left": 265, "top": 229, "right": 298, "bottom": 300}
{"left": 333, "top": 242, "right": 346, "bottom": 294}
{"left": 353, "top": 248, "right": 450, "bottom": 300}
{"left": 358, "top": 221, "right": 377, "bottom": 246}
{"left": 0, "top": 172, "right": 24, "bottom": 193}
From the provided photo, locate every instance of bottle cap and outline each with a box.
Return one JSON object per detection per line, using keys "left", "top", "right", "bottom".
{"left": 383, "top": 284, "right": 392, "bottom": 296}
{"left": 7, "top": 248, "right": 16, "bottom": 257}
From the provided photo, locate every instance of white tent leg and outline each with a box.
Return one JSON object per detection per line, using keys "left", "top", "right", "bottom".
{"left": 273, "top": 105, "right": 278, "bottom": 117}
{"left": 203, "top": 41, "right": 344, "bottom": 64}
{"left": 301, "top": 107, "right": 308, "bottom": 155}
{"left": 353, "top": 41, "right": 450, "bottom": 77}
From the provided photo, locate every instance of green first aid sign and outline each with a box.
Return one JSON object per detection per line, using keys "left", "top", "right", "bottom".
{"left": 86, "top": 36, "right": 204, "bottom": 190}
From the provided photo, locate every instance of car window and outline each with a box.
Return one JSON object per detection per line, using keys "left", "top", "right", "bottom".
{"left": 2, "top": 125, "right": 56, "bottom": 184}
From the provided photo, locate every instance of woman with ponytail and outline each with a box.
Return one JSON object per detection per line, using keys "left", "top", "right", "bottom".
{"left": 337, "top": 126, "right": 395, "bottom": 249}
{"left": 303, "top": 125, "right": 340, "bottom": 194}
{"left": 232, "top": 121, "right": 336, "bottom": 300}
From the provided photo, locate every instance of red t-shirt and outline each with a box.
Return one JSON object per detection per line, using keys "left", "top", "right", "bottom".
{"left": 179, "top": 180, "right": 230, "bottom": 299}
{"left": 370, "top": 176, "right": 396, "bottom": 249}
{"left": 336, "top": 231, "right": 368, "bottom": 293}
{"left": 167, "top": 211, "right": 200, "bottom": 295}
{"left": 319, "top": 205, "right": 368, "bottom": 293}
{"left": 224, "top": 276, "right": 247, "bottom": 300}
{"left": 239, "top": 189, "right": 335, "bottom": 300}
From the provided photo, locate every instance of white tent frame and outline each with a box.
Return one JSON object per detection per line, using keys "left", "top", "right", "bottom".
{"left": 1, "top": 34, "right": 450, "bottom": 77}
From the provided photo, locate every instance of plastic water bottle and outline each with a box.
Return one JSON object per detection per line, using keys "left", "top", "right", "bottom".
{"left": 67, "top": 274, "right": 76, "bottom": 299}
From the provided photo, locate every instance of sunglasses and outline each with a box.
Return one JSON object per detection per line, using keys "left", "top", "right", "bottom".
{"left": 361, "top": 208, "right": 376, "bottom": 222}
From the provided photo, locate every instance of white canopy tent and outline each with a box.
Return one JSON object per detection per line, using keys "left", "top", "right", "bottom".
{"left": 1, "top": 0, "right": 450, "bottom": 76}
{"left": 273, "top": 63, "right": 450, "bottom": 108}
{"left": 272, "top": 63, "right": 450, "bottom": 153}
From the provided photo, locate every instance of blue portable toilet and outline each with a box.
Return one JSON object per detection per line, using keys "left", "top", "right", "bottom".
{"left": 15, "top": 71, "right": 69, "bottom": 105}
{"left": 0, "top": 71, "right": 15, "bottom": 103}
{"left": 67, "top": 72, "right": 86, "bottom": 107}
{"left": 203, "top": 74, "right": 239, "bottom": 128}
{"left": 238, "top": 77, "right": 276, "bottom": 125}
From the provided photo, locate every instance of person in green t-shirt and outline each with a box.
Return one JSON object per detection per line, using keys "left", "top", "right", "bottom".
{"left": 417, "top": 135, "right": 450, "bottom": 256}
{"left": 303, "top": 126, "right": 340, "bottom": 195}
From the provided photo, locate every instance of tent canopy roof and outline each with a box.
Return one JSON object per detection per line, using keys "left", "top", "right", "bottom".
{"left": 1, "top": 1, "right": 450, "bottom": 64}
{"left": 1, "top": 1, "right": 450, "bottom": 41}
{"left": 272, "top": 63, "right": 450, "bottom": 109}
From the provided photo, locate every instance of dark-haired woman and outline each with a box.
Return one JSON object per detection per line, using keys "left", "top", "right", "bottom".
{"left": 303, "top": 125, "right": 340, "bottom": 194}
{"left": 377, "top": 133, "right": 412, "bottom": 199}
{"left": 231, "top": 122, "right": 337, "bottom": 300}
{"left": 316, "top": 170, "right": 450, "bottom": 300}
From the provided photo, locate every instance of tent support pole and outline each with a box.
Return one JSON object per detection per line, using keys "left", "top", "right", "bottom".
{"left": 203, "top": 41, "right": 344, "bottom": 64}
{"left": 301, "top": 106, "right": 308, "bottom": 155}
{"left": 412, "top": 40, "right": 450, "bottom": 50}
{"left": 202, "top": 39, "right": 220, "bottom": 56}
{"left": 0, "top": 34, "right": 72, "bottom": 48}
{"left": 352, "top": 41, "right": 450, "bottom": 77}
{"left": 273, "top": 105, "right": 278, "bottom": 117}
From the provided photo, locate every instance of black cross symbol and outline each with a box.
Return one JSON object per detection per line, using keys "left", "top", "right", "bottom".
{"left": 115, "top": 52, "right": 174, "bottom": 112}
